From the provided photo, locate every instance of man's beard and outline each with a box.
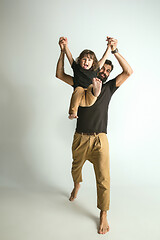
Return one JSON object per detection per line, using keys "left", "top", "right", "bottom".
{"left": 97, "top": 72, "right": 108, "bottom": 83}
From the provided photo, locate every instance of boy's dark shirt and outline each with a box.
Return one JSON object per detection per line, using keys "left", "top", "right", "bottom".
{"left": 72, "top": 78, "right": 119, "bottom": 134}
{"left": 72, "top": 61, "right": 99, "bottom": 89}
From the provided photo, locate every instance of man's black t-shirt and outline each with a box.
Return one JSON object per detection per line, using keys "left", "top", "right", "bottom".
{"left": 72, "top": 61, "right": 99, "bottom": 89}
{"left": 73, "top": 78, "right": 119, "bottom": 134}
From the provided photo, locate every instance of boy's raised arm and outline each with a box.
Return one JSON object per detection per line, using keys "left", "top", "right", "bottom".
{"left": 63, "top": 37, "right": 74, "bottom": 66}
{"left": 98, "top": 37, "right": 111, "bottom": 69}
{"left": 56, "top": 37, "right": 74, "bottom": 86}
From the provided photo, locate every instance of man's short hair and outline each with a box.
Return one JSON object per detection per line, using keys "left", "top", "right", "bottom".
{"left": 105, "top": 60, "right": 114, "bottom": 72}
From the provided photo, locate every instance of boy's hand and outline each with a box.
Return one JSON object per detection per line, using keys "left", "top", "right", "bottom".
{"left": 107, "top": 37, "right": 118, "bottom": 51}
{"left": 106, "top": 36, "right": 112, "bottom": 48}
{"left": 58, "top": 37, "right": 68, "bottom": 51}
{"left": 59, "top": 37, "right": 73, "bottom": 66}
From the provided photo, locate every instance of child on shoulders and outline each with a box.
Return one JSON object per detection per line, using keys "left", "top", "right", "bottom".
{"left": 59, "top": 37, "right": 111, "bottom": 119}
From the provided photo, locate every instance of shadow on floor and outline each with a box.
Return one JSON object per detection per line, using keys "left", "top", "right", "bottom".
{"left": 44, "top": 185, "right": 99, "bottom": 230}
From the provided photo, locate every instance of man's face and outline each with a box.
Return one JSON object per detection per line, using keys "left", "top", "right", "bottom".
{"left": 97, "top": 64, "right": 112, "bottom": 82}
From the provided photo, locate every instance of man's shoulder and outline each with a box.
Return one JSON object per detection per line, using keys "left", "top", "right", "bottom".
{"left": 102, "top": 77, "right": 119, "bottom": 94}
{"left": 103, "top": 77, "right": 117, "bottom": 87}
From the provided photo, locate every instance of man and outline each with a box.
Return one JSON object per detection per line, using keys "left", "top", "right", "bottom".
{"left": 56, "top": 36, "right": 133, "bottom": 234}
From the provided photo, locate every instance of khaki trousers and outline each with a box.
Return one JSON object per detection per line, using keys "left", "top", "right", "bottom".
{"left": 71, "top": 132, "right": 110, "bottom": 211}
{"left": 69, "top": 84, "right": 97, "bottom": 115}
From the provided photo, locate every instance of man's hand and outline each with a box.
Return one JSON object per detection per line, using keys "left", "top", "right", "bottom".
{"left": 107, "top": 37, "right": 118, "bottom": 51}
{"left": 58, "top": 37, "right": 68, "bottom": 52}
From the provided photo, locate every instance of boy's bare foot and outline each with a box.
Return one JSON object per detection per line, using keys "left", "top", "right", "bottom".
{"left": 68, "top": 114, "right": 78, "bottom": 120}
{"left": 92, "top": 78, "right": 102, "bottom": 97}
{"left": 69, "top": 183, "right": 80, "bottom": 201}
{"left": 98, "top": 211, "right": 110, "bottom": 234}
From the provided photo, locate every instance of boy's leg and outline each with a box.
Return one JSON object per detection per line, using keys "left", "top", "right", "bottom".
{"left": 92, "top": 78, "right": 102, "bottom": 97}
{"left": 80, "top": 84, "right": 97, "bottom": 107}
{"left": 69, "top": 86, "right": 85, "bottom": 119}
{"left": 80, "top": 79, "right": 102, "bottom": 107}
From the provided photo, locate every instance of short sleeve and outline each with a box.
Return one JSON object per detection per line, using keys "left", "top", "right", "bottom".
{"left": 71, "top": 60, "right": 77, "bottom": 71}
{"left": 108, "top": 78, "right": 119, "bottom": 94}
{"left": 71, "top": 61, "right": 78, "bottom": 88}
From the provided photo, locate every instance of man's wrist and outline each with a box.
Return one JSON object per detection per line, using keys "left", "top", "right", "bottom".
{"left": 111, "top": 48, "right": 118, "bottom": 54}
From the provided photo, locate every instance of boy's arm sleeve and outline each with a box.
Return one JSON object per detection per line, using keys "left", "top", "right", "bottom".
{"left": 71, "top": 60, "right": 77, "bottom": 70}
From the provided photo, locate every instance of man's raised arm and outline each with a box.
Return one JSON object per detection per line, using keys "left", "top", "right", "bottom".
{"left": 109, "top": 37, "right": 133, "bottom": 87}
{"left": 98, "top": 37, "right": 111, "bottom": 69}
{"left": 56, "top": 37, "right": 73, "bottom": 86}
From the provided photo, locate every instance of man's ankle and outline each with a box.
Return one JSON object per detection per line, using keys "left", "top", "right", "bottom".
{"left": 74, "top": 182, "right": 80, "bottom": 187}
{"left": 100, "top": 210, "right": 107, "bottom": 216}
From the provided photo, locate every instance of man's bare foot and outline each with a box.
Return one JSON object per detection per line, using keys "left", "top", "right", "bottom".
{"left": 69, "top": 183, "right": 80, "bottom": 201}
{"left": 92, "top": 78, "right": 102, "bottom": 97}
{"left": 68, "top": 114, "right": 78, "bottom": 120}
{"left": 98, "top": 211, "right": 110, "bottom": 234}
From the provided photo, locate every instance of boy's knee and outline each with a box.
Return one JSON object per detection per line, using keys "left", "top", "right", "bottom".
{"left": 75, "top": 86, "right": 85, "bottom": 93}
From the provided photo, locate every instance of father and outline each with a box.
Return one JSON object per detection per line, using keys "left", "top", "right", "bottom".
{"left": 56, "top": 37, "right": 133, "bottom": 234}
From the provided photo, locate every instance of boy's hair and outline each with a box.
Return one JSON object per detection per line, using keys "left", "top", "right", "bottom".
{"left": 105, "top": 59, "right": 114, "bottom": 72}
{"left": 76, "top": 49, "right": 99, "bottom": 71}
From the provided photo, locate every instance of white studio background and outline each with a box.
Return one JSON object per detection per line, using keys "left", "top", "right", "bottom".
{"left": 0, "top": 0, "right": 160, "bottom": 191}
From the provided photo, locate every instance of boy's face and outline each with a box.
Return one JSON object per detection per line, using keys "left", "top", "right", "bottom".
{"left": 80, "top": 55, "right": 93, "bottom": 70}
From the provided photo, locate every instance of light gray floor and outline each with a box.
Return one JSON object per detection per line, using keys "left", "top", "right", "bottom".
{"left": 0, "top": 185, "right": 160, "bottom": 240}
